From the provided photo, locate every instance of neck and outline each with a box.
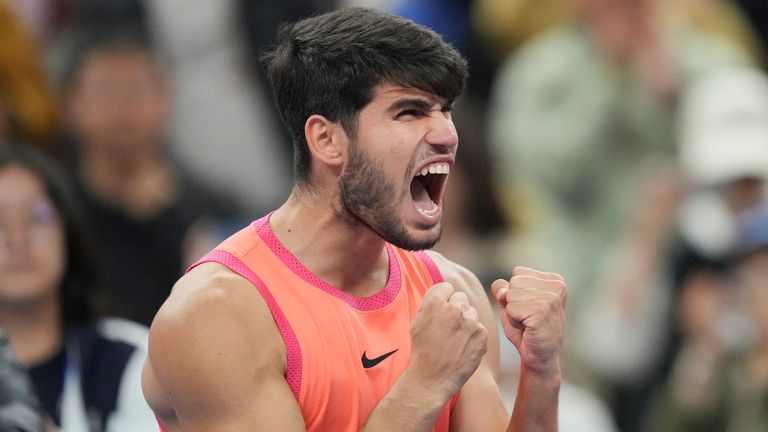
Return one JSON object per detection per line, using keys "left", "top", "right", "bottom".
{"left": 83, "top": 144, "right": 160, "bottom": 177}
{"left": 81, "top": 146, "right": 175, "bottom": 217}
{"left": 0, "top": 296, "right": 63, "bottom": 366}
{"left": 269, "top": 186, "right": 390, "bottom": 297}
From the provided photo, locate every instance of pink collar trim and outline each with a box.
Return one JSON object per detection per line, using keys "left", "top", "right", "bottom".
{"left": 252, "top": 214, "right": 402, "bottom": 311}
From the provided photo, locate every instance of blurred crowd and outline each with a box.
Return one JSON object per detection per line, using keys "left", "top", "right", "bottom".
{"left": 2, "top": 0, "right": 768, "bottom": 431}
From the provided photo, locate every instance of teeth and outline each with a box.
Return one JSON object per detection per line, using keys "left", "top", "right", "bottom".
{"left": 416, "top": 163, "right": 450, "bottom": 176}
{"left": 417, "top": 200, "right": 439, "bottom": 217}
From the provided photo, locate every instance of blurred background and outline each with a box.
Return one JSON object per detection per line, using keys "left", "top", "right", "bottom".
{"left": 2, "top": 0, "right": 768, "bottom": 430}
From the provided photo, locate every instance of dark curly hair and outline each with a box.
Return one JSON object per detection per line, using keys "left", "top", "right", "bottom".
{"left": 262, "top": 7, "right": 469, "bottom": 184}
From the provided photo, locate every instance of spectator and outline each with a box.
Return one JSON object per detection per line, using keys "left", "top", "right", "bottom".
{"left": 488, "top": 1, "right": 758, "bottom": 429}
{"left": 580, "top": 65, "right": 768, "bottom": 431}
{"left": 728, "top": 202, "right": 768, "bottom": 431}
{"left": 0, "top": 145, "right": 155, "bottom": 431}
{"left": 643, "top": 201, "right": 768, "bottom": 432}
{"left": 61, "top": 31, "right": 242, "bottom": 326}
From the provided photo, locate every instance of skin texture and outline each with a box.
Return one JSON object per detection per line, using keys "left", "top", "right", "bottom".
{"left": 143, "top": 84, "right": 566, "bottom": 431}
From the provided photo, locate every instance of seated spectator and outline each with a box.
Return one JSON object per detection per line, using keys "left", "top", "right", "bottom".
{"left": 488, "top": 0, "right": 758, "bottom": 425}
{"left": 643, "top": 201, "right": 768, "bottom": 432}
{"left": 728, "top": 203, "right": 768, "bottom": 431}
{"left": 61, "top": 31, "right": 242, "bottom": 326}
{"left": 0, "top": 145, "right": 155, "bottom": 431}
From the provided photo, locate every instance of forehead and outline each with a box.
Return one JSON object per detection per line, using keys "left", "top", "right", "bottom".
{"left": 77, "top": 49, "right": 159, "bottom": 83}
{"left": 367, "top": 83, "right": 446, "bottom": 108}
{"left": 0, "top": 165, "right": 48, "bottom": 207}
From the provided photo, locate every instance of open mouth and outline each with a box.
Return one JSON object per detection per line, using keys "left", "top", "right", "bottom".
{"left": 410, "top": 162, "right": 449, "bottom": 217}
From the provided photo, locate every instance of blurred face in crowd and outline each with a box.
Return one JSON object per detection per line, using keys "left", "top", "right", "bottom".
{"left": 678, "top": 270, "right": 726, "bottom": 344}
{"left": 725, "top": 177, "right": 765, "bottom": 214}
{"left": 574, "top": 0, "right": 658, "bottom": 63}
{"left": 0, "top": 164, "right": 65, "bottom": 307}
{"left": 67, "top": 47, "right": 170, "bottom": 162}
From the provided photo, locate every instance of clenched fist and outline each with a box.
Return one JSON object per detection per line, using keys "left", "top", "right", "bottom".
{"left": 408, "top": 282, "right": 488, "bottom": 397}
{"left": 492, "top": 267, "right": 567, "bottom": 376}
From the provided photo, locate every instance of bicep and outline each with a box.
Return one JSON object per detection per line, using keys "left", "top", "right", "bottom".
{"left": 147, "top": 271, "right": 306, "bottom": 431}
{"left": 176, "top": 372, "right": 306, "bottom": 432}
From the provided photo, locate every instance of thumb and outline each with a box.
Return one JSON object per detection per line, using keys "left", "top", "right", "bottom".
{"left": 491, "top": 279, "right": 509, "bottom": 306}
{"left": 423, "top": 282, "right": 455, "bottom": 303}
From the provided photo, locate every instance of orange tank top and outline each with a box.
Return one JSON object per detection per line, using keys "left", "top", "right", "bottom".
{"left": 189, "top": 215, "right": 455, "bottom": 431}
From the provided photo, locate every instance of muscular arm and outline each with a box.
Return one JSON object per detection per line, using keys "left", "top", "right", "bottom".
{"left": 143, "top": 263, "right": 306, "bottom": 431}
{"left": 144, "top": 262, "right": 483, "bottom": 432}
{"left": 143, "top": 257, "right": 563, "bottom": 432}
{"left": 428, "top": 252, "right": 563, "bottom": 432}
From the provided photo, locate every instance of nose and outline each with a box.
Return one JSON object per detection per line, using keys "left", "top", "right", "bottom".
{"left": 0, "top": 224, "right": 31, "bottom": 252}
{"left": 425, "top": 111, "right": 458, "bottom": 150}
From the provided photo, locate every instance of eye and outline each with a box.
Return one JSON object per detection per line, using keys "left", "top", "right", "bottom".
{"left": 31, "top": 200, "right": 57, "bottom": 225}
{"left": 395, "top": 109, "right": 423, "bottom": 120}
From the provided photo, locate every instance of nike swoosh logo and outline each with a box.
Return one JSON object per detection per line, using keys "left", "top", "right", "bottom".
{"left": 361, "top": 349, "right": 398, "bottom": 369}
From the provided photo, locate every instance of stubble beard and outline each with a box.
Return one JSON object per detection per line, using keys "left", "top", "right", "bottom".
{"left": 338, "top": 142, "right": 440, "bottom": 251}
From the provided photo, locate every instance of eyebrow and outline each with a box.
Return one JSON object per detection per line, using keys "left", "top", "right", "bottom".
{"left": 387, "top": 98, "right": 437, "bottom": 114}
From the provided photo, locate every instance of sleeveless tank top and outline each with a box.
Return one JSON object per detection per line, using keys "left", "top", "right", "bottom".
{"left": 185, "top": 215, "right": 455, "bottom": 431}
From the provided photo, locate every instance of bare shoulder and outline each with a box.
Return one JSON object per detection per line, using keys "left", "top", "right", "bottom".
{"left": 424, "top": 250, "right": 487, "bottom": 305}
{"left": 148, "top": 261, "right": 285, "bottom": 372}
{"left": 144, "top": 262, "right": 294, "bottom": 429}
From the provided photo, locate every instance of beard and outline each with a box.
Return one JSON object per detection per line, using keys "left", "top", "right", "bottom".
{"left": 338, "top": 142, "right": 440, "bottom": 251}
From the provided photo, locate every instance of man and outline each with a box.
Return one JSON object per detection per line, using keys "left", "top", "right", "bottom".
{"left": 63, "top": 32, "right": 241, "bottom": 326}
{"left": 142, "top": 8, "right": 566, "bottom": 431}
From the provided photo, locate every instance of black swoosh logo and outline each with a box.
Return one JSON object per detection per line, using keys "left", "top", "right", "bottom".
{"left": 361, "top": 349, "right": 398, "bottom": 369}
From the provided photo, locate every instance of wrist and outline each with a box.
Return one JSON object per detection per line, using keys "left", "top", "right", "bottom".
{"left": 361, "top": 369, "right": 449, "bottom": 431}
{"left": 395, "top": 368, "right": 454, "bottom": 410}
{"left": 519, "top": 359, "right": 562, "bottom": 387}
{"left": 510, "top": 361, "right": 561, "bottom": 432}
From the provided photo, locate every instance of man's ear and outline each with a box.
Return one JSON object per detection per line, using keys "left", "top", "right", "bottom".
{"left": 305, "top": 114, "right": 347, "bottom": 169}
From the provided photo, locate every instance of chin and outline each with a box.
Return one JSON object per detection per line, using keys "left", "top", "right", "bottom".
{"left": 390, "top": 226, "right": 441, "bottom": 251}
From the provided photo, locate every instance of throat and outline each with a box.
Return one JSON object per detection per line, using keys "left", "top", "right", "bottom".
{"left": 410, "top": 178, "right": 438, "bottom": 217}
{"left": 410, "top": 178, "right": 436, "bottom": 212}
{"left": 268, "top": 209, "right": 391, "bottom": 297}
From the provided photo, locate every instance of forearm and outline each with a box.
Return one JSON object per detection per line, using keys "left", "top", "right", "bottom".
{"left": 361, "top": 370, "right": 450, "bottom": 432}
{"left": 508, "top": 366, "right": 561, "bottom": 432}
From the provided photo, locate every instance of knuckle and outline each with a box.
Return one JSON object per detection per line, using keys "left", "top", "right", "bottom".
{"left": 451, "top": 291, "right": 469, "bottom": 304}
{"left": 552, "top": 280, "right": 568, "bottom": 294}
{"left": 445, "top": 303, "right": 463, "bottom": 320}
{"left": 448, "top": 299, "right": 463, "bottom": 311}
{"left": 546, "top": 294, "right": 563, "bottom": 311}
{"left": 546, "top": 271, "right": 565, "bottom": 282}
{"left": 508, "top": 277, "right": 525, "bottom": 290}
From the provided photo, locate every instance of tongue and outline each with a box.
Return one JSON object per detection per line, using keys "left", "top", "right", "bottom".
{"left": 410, "top": 178, "right": 435, "bottom": 212}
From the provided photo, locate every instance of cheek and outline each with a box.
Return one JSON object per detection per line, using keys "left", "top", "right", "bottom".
{"left": 36, "top": 227, "right": 67, "bottom": 284}
{"left": 49, "top": 231, "right": 67, "bottom": 278}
